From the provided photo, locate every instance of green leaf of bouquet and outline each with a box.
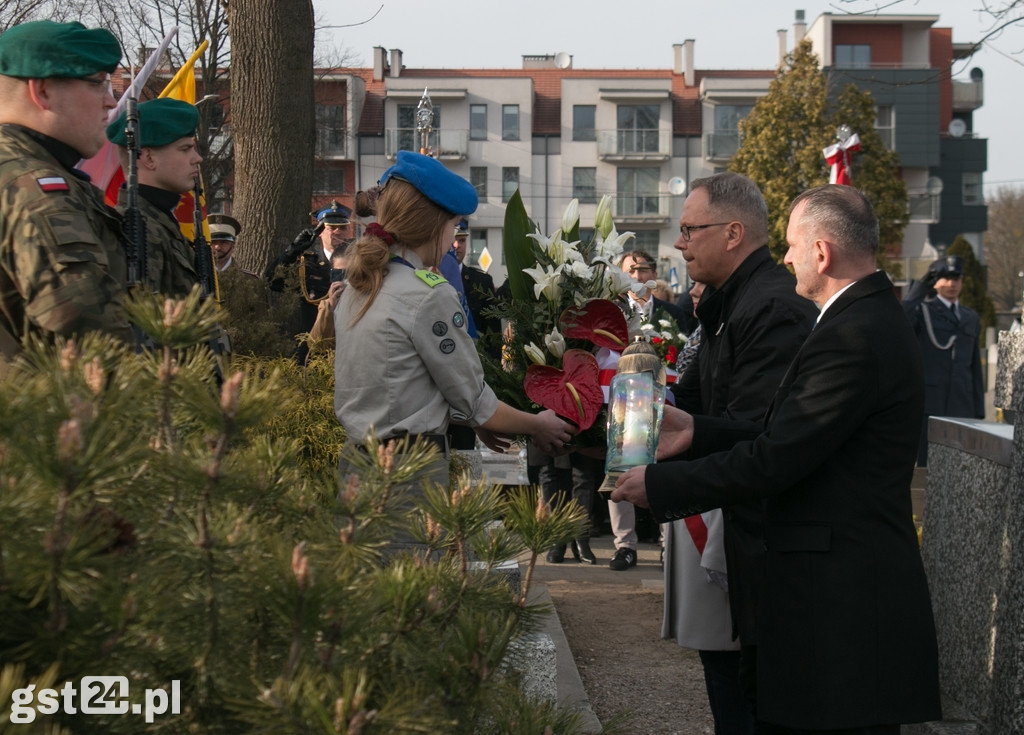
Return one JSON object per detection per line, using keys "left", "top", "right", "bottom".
{"left": 502, "top": 189, "right": 537, "bottom": 303}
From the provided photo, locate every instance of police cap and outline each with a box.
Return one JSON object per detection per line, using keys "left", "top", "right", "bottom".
{"left": 930, "top": 255, "right": 964, "bottom": 279}
{"left": 209, "top": 213, "right": 241, "bottom": 242}
{"left": 454, "top": 217, "right": 469, "bottom": 238}
{"left": 314, "top": 200, "right": 351, "bottom": 227}
{"left": 0, "top": 20, "right": 122, "bottom": 79}
{"left": 106, "top": 98, "right": 199, "bottom": 148}
{"left": 380, "top": 151, "right": 478, "bottom": 216}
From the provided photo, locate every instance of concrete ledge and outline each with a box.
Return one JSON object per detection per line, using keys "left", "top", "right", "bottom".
{"left": 928, "top": 417, "right": 1014, "bottom": 466}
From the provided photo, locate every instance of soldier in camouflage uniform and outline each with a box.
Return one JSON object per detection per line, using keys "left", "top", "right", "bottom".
{"left": 107, "top": 97, "right": 202, "bottom": 297}
{"left": 0, "top": 20, "right": 132, "bottom": 372}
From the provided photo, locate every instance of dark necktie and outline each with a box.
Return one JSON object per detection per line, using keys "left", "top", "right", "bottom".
{"left": 948, "top": 302, "right": 959, "bottom": 322}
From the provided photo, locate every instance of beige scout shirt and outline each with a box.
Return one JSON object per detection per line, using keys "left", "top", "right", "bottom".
{"left": 333, "top": 249, "right": 498, "bottom": 443}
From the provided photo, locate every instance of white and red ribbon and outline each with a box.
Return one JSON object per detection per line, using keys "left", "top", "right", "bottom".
{"left": 823, "top": 132, "right": 860, "bottom": 186}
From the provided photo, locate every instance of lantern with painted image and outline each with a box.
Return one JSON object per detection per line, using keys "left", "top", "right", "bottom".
{"left": 605, "top": 338, "right": 666, "bottom": 478}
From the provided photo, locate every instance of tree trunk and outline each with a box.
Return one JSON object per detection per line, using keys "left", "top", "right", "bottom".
{"left": 226, "top": 0, "right": 314, "bottom": 272}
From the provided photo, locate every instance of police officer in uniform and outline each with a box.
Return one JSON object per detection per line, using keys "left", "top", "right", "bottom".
{"left": 334, "top": 151, "right": 574, "bottom": 546}
{"left": 0, "top": 20, "right": 132, "bottom": 372}
{"left": 106, "top": 97, "right": 202, "bottom": 297}
{"left": 902, "top": 254, "right": 985, "bottom": 465}
{"left": 265, "top": 200, "right": 351, "bottom": 361}
{"left": 208, "top": 214, "right": 254, "bottom": 274}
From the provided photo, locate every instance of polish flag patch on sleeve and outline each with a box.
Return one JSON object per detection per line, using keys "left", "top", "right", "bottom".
{"left": 37, "top": 177, "right": 69, "bottom": 192}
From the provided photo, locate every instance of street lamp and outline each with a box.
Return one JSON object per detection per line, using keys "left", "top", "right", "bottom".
{"left": 1017, "top": 270, "right": 1024, "bottom": 311}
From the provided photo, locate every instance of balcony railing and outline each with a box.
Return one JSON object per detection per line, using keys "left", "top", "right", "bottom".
{"left": 596, "top": 129, "right": 671, "bottom": 160}
{"left": 952, "top": 80, "right": 984, "bottom": 112}
{"left": 612, "top": 193, "right": 672, "bottom": 220}
{"left": 316, "top": 128, "right": 348, "bottom": 159}
{"left": 385, "top": 128, "right": 469, "bottom": 160}
{"left": 704, "top": 130, "right": 741, "bottom": 161}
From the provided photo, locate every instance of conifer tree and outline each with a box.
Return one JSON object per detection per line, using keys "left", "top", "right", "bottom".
{"left": 730, "top": 40, "right": 908, "bottom": 265}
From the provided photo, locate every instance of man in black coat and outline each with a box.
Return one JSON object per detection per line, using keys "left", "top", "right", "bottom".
{"left": 902, "top": 255, "right": 985, "bottom": 466}
{"left": 613, "top": 185, "right": 941, "bottom": 733}
{"left": 451, "top": 218, "right": 499, "bottom": 338}
{"left": 667, "top": 172, "right": 818, "bottom": 732}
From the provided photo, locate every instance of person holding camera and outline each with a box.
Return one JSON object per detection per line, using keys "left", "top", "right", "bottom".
{"left": 902, "top": 254, "right": 985, "bottom": 466}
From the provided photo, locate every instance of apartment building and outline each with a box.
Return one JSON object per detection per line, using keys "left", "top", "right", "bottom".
{"left": 249, "top": 11, "right": 987, "bottom": 289}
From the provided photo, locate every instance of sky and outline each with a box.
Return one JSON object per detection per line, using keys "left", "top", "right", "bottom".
{"left": 315, "top": 0, "right": 1023, "bottom": 200}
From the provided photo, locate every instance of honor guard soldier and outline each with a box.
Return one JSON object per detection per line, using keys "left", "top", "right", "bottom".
{"left": 208, "top": 214, "right": 249, "bottom": 273}
{"left": 902, "top": 254, "right": 985, "bottom": 466}
{"left": 107, "top": 98, "right": 203, "bottom": 297}
{"left": 265, "top": 199, "right": 351, "bottom": 360}
{"left": 0, "top": 20, "right": 133, "bottom": 373}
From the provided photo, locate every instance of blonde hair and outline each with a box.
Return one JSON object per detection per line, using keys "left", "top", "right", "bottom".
{"left": 346, "top": 179, "right": 452, "bottom": 323}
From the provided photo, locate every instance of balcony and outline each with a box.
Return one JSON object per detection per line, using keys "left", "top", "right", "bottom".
{"left": 316, "top": 128, "right": 348, "bottom": 159}
{"left": 952, "top": 80, "right": 984, "bottom": 112}
{"left": 612, "top": 193, "right": 672, "bottom": 223}
{"left": 597, "top": 129, "right": 671, "bottom": 160}
{"left": 385, "top": 128, "right": 469, "bottom": 160}
{"left": 704, "top": 130, "right": 741, "bottom": 162}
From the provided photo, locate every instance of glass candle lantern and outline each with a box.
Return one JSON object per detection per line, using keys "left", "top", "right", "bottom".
{"left": 604, "top": 338, "right": 666, "bottom": 477}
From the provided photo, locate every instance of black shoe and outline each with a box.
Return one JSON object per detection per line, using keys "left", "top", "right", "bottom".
{"left": 660, "top": 546, "right": 664, "bottom": 570}
{"left": 609, "top": 547, "right": 637, "bottom": 571}
{"left": 546, "top": 544, "right": 566, "bottom": 564}
{"left": 573, "top": 539, "right": 597, "bottom": 565}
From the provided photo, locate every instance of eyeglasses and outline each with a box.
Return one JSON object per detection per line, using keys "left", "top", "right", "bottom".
{"left": 679, "top": 222, "right": 730, "bottom": 242}
{"left": 627, "top": 264, "right": 656, "bottom": 274}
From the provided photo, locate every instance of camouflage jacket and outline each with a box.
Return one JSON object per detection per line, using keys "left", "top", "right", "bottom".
{"left": 117, "top": 187, "right": 198, "bottom": 297}
{"left": 0, "top": 124, "right": 132, "bottom": 369}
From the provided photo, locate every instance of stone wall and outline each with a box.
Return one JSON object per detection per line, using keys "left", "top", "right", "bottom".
{"left": 915, "top": 330, "right": 1024, "bottom": 735}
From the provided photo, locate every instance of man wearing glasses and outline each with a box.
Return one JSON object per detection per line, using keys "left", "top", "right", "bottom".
{"left": 0, "top": 20, "right": 132, "bottom": 372}
{"left": 662, "top": 172, "right": 817, "bottom": 733}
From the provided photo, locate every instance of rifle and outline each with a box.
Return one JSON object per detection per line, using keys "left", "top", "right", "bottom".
{"left": 122, "top": 92, "right": 148, "bottom": 289}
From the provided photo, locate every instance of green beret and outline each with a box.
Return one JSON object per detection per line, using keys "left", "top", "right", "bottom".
{"left": 106, "top": 98, "right": 199, "bottom": 148}
{"left": 0, "top": 20, "right": 121, "bottom": 79}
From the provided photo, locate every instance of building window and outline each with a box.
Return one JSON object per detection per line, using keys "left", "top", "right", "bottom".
{"left": 470, "top": 229, "right": 487, "bottom": 267}
{"left": 875, "top": 105, "right": 895, "bottom": 151}
{"left": 632, "top": 230, "right": 660, "bottom": 252}
{"left": 708, "top": 103, "right": 753, "bottom": 159}
{"left": 573, "top": 105, "right": 596, "bottom": 141}
{"left": 470, "top": 104, "right": 487, "bottom": 140}
{"left": 502, "top": 104, "right": 520, "bottom": 141}
{"left": 835, "top": 44, "right": 871, "bottom": 69}
{"left": 617, "top": 104, "right": 660, "bottom": 153}
{"left": 616, "top": 167, "right": 660, "bottom": 216}
{"left": 315, "top": 105, "right": 345, "bottom": 157}
{"left": 470, "top": 166, "right": 488, "bottom": 199}
{"left": 502, "top": 167, "right": 519, "bottom": 202}
{"left": 398, "top": 103, "right": 442, "bottom": 152}
{"left": 573, "top": 167, "right": 597, "bottom": 203}
{"left": 963, "top": 172, "right": 984, "bottom": 205}
{"left": 313, "top": 166, "right": 344, "bottom": 195}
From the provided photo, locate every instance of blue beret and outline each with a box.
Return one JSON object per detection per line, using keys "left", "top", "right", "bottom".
{"left": 380, "top": 151, "right": 478, "bottom": 216}
{"left": 314, "top": 200, "right": 351, "bottom": 226}
{"left": 106, "top": 98, "right": 198, "bottom": 148}
{"left": 0, "top": 20, "right": 122, "bottom": 79}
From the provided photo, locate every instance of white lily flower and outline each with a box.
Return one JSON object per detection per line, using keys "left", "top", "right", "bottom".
{"left": 544, "top": 327, "right": 566, "bottom": 359}
{"left": 594, "top": 228, "right": 636, "bottom": 262}
{"left": 523, "top": 263, "right": 563, "bottom": 303}
{"left": 594, "top": 195, "right": 613, "bottom": 239}
{"left": 606, "top": 267, "right": 635, "bottom": 295}
{"left": 564, "top": 260, "right": 593, "bottom": 280}
{"left": 658, "top": 318, "right": 672, "bottom": 329}
{"left": 524, "top": 342, "right": 546, "bottom": 365}
{"left": 561, "top": 198, "right": 580, "bottom": 234}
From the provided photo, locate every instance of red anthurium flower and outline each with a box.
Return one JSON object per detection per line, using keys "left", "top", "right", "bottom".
{"left": 558, "top": 299, "right": 629, "bottom": 351}
{"left": 524, "top": 348, "right": 604, "bottom": 430}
